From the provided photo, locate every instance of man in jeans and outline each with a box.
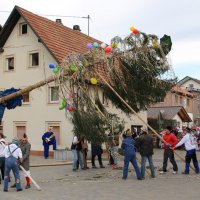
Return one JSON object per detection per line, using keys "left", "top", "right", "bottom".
{"left": 136, "top": 128, "right": 155, "bottom": 179}
{"left": 3, "top": 138, "right": 23, "bottom": 192}
{"left": 160, "top": 126, "right": 178, "bottom": 174}
{"left": 174, "top": 127, "right": 199, "bottom": 174}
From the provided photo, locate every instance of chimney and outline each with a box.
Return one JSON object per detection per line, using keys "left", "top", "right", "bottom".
{"left": 73, "top": 25, "right": 81, "bottom": 32}
{"left": 56, "top": 19, "right": 62, "bottom": 25}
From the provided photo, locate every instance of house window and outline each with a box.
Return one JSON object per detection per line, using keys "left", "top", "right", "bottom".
{"left": 5, "top": 56, "right": 15, "bottom": 71}
{"left": 22, "top": 92, "right": 30, "bottom": 104}
{"left": 29, "top": 52, "right": 39, "bottom": 67}
{"left": 14, "top": 122, "right": 27, "bottom": 139}
{"left": 49, "top": 86, "right": 59, "bottom": 103}
{"left": 19, "top": 23, "right": 28, "bottom": 35}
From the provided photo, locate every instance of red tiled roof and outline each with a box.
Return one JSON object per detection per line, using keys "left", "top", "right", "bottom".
{"left": 16, "top": 6, "right": 101, "bottom": 62}
{"left": 171, "top": 85, "right": 194, "bottom": 97}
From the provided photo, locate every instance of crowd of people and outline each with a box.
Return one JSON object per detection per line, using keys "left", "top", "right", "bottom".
{"left": 69, "top": 125, "right": 200, "bottom": 181}
{"left": 1, "top": 125, "right": 200, "bottom": 192}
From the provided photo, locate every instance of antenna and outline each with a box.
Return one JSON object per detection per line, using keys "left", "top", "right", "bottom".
{"left": 0, "top": 10, "right": 90, "bottom": 36}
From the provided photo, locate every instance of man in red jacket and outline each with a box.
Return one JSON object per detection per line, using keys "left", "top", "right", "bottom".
{"left": 160, "top": 126, "right": 178, "bottom": 174}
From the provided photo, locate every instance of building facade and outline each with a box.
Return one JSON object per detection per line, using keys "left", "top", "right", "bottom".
{"left": 0, "top": 6, "right": 147, "bottom": 155}
{"left": 150, "top": 86, "right": 194, "bottom": 127}
{"left": 177, "top": 76, "right": 200, "bottom": 125}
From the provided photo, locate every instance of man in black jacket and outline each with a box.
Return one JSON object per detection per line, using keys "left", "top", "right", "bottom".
{"left": 136, "top": 128, "right": 155, "bottom": 179}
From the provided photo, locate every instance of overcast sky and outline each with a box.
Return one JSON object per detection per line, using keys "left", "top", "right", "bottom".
{"left": 0, "top": 0, "right": 200, "bottom": 80}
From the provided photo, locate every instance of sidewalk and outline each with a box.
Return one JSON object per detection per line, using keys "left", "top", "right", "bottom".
{"left": 1, "top": 148, "right": 200, "bottom": 200}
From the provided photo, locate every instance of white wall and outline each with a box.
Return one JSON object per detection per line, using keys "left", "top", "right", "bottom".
{"left": 181, "top": 80, "right": 200, "bottom": 90}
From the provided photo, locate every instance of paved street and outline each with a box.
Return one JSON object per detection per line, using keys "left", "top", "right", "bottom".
{"left": 1, "top": 149, "right": 200, "bottom": 200}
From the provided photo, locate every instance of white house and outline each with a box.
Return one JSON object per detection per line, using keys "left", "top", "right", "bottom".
{"left": 0, "top": 6, "right": 147, "bottom": 155}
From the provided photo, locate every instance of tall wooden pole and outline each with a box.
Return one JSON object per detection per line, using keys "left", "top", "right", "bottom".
{"left": 0, "top": 75, "right": 55, "bottom": 104}
{"left": 95, "top": 69, "right": 196, "bottom": 172}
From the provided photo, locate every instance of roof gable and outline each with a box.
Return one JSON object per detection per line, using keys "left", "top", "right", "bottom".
{"left": 178, "top": 76, "right": 200, "bottom": 86}
{"left": 147, "top": 106, "right": 192, "bottom": 122}
{"left": 0, "top": 6, "right": 101, "bottom": 62}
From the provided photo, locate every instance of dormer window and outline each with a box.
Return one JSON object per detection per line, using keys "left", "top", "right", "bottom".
{"left": 19, "top": 23, "right": 27, "bottom": 35}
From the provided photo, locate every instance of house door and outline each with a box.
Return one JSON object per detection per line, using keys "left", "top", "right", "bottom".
{"left": 53, "top": 126, "right": 60, "bottom": 145}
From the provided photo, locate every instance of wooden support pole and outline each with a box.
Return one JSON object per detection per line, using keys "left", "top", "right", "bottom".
{"left": 19, "top": 165, "right": 42, "bottom": 191}
{"left": 95, "top": 70, "right": 196, "bottom": 172}
{"left": 0, "top": 75, "right": 56, "bottom": 104}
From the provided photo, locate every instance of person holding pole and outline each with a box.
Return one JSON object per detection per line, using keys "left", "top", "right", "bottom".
{"left": 136, "top": 128, "right": 155, "bottom": 179}
{"left": 174, "top": 127, "right": 199, "bottom": 174}
{"left": 3, "top": 138, "right": 23, "bottom": 192}
{"left": 159, "top": 126, "right": 178, "bottom": 174}
{"left": 121, "top": 129, "right": 142, "bottom": 180}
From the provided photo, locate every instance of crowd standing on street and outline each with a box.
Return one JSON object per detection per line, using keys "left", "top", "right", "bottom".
{"left": 1, "top": 125, "right": 200, "bottom": 192}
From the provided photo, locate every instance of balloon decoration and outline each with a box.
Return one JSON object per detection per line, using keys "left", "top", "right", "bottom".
{"left": 130, "top": 26, "right": 135, "bottom": 31}
{"left": 66, "top": 94, "right": 71, "bottom": 100}
{"left": 70, "top": 64, "right": 76, "bottom": 72}
{"left": 101, "top": 43, "right": 107, "bottom": 48}
{"left": 87, "top": 43, "right": 93, "bottom": 49}
{"left": 90, "top": 77, "right": 97, "bottom": 85}
{"left": 59, "top": 98, "right": 67, "bottom": 110}
{"left": 152, "top": 41, "right": 159, "bottom": 47}
{"left": 111, "top": 42, "right": 118, "bottom": 48}
{"left": 105, "top": 46, "right": 112, "bottom": 53}
{"left": 132, "top": 29, "right": 139, "bottom": 35}
{"left": 93, "top": 42, "right": 98, "bottom": 48}
{"left": 53, "top": 67, "right": 59, "bottom": 74}
{"left": 68, "top": 105, "right": 74, "bottom": 112}
{"left": 49, "top": 63, "right": 55, "bottom": 69}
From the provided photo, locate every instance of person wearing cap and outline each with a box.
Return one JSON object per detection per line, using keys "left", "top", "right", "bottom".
{"left": 0, "top": 133, "right": 6, "bottom": 184}
{"left": 121, "top": 129, "right": 142, "bottom": 180}
{"left": 174, "top": 127, "right": 199, "bottom": 174}
{"left": 136, "top": 128, "right": 155, "bottom": 179}
{"left": 3, "top": 138, "right": 23, "bottom": 192}
{"left": 159, "top": 126, "right": 178, "bottom": 174}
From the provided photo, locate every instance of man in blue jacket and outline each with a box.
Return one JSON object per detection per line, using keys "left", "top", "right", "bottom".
{"left": 42, "top": 127, "right": 56, "bottom": 159}
{"left": 121, "top": 129, "right": 142, "bottom": 180}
